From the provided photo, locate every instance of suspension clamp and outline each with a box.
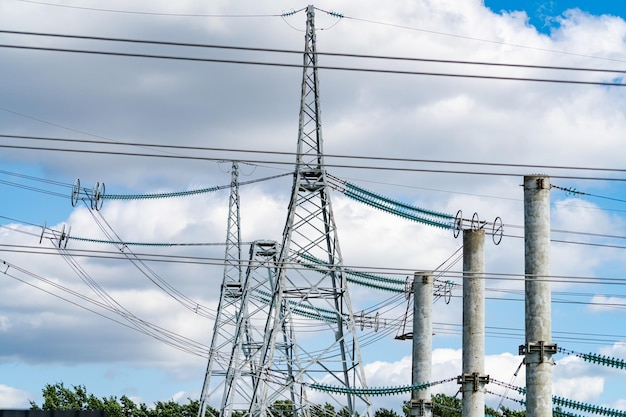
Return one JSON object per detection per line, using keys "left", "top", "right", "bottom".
{"left": 408, "top": 399, "right": 432, "bottom": 417}
{"left": 519, "top": 341, "right": 558, "bottom": 364}
{"left": 457, "top": 373, "right": 490, "bottom": 392}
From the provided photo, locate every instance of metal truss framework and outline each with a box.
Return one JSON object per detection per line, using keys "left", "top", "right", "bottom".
{"left": 249, "top": 5, "right": 370, "bottom": 417}
{"left": 198, "top": 6, "right": 371, "bottom": 417}
{"left": 198, "top": 162, "right": 287, "bottom": 417}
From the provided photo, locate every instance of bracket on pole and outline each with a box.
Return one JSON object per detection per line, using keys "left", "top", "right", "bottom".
{"left": 409, "top": 399, "right": 432, "bottom": 417}
{"left": 457, "top": 372, "right": 490, "bottom": 392}
{"left": 519, "top": 341, "right": 558, "bottom": 364}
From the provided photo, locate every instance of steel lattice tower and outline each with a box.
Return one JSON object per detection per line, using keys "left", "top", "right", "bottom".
{"left": 249, "top": 6, "right": 371, "bottom": 417}
{"left": 198, "top": 162, "right": 284, "bottom": 417}
{"left": 198, "top": 161, "right": 246, "bottom": 417}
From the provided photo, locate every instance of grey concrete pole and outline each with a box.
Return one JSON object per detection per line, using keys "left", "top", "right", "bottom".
{"left": 410, "top": 273, "right": 433, "bottom": 417}
{"left": 523, "top": 175, "right": 556, "bottom": 417}
{"left": 460, "top": 229, "right": 488, "bottom": 417}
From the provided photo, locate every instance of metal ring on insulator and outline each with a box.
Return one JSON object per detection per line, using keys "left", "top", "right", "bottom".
{"left": 71, "top": 179, "right": 81, "bottom": 207}
{"left": 374, "top": 312, "right": 379, "bottom": 332}
{"left": 453, "top": 210, "right": 462, "bottom": 238}
{"left": 39, "top": 221, "right": 47, "bottom": 244}
{"left": 445, "top": 281, "right": 452, "bottom": 305}
{"left": 471, "top": 212, "right": 480, "bottom": 231}
{"left": 63, "top": 226, "right": 71, "bottom": 249}
{"left": 90, "top": 182, "right": 99, "bottom": 210}
{"left": 360, "top": 311, "right": 365, "bottom": 331}
{"left": 95, "top": 182, "right": 105, "bottom": 211}
{"left": 58, "top": 224, "right": 65, "bottom": 248}
{"left": 492, "top": 216, "right": 504, "bottom": 245}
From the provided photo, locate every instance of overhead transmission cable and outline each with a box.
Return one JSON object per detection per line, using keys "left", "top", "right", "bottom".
{"left": 3, "top": 29, "right": 626, "bottom": 76}
{"left": 0, "top": 258, "right": 211, "bottom": 358}
{"left": 4, "top": 134, "right": 626, "bottom": 175}
{"left": 5, "top": 241, "right": 626, "bottom": 346}
{"left": 13, "top": 0, "right": 296, "bottom": 18}
{"left": 12, "top": 2, "right": 626, "bottom": 66}
{"left": 0, "top": 136, "right": 626, "bottom": 182}
{"left": 75, "top": 198, "right": 217, "bottom": 319}
{"left": 1, "top": 31, "right": 626, "bottom": 86}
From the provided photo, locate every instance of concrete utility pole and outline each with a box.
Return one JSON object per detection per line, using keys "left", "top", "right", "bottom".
{"left": 521, "top": 175, "right": 556, "bottom": 417}
{"left": 410, "top": 273, "right": 433, "bottom": 417}
{"left": 459, "top": 229, "right": 489, "bottom": 417}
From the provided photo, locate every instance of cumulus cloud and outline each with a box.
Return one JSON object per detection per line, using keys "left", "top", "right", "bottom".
{"left": 1, "top": 0, "right": 626, "bottom": 409}
{"left": 0, "top": 384, "right": 30, "bottom": 407}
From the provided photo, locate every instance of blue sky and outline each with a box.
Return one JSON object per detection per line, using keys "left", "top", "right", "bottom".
{"left": 485, "top": 0, "right": 626, "bottom": 33}
{"left": 2, "top": 0, "right": 626, "bottom": 413}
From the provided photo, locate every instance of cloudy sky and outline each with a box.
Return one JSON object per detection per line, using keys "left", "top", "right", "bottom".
{"left": 1, "top": 0, "right": 626, "bottom": 412}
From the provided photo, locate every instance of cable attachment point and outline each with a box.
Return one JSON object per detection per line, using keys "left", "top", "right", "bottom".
{"left": 404, "top": 276, "right": 413, "bottom": 300}
{"left": 2, "top": 260, "right": 9, "bottom": 274}
{"left": 39, "top": 221, "right": 47, "bottom": 244}
{"left": 357, "top": 311, "right": 382, "bottom": 332}
{"left": 71, "top": 178, "right": 81, "bottom": 207}
{"left": 90, "top": 181, "right": 106, "bottom": 211}
{"left": 519, "top": 341, "right": 558, "bottom": 364}
{"left": 457, "top": 373, "right": 490, "bottom": 392}
{"left": 433, "top": 280, "right": 453, "bottom": 304}
{"left": 453, "top": 210, "right": 462, "bottom": 238}
{"left": 408, "top": 399, "right": 432, "bottom": 417}
{"left": 471, "top": 212, "right": 485, "bottom": 230}
{"left": 492, "top": 216, "right": 503, "bottom": 245}
{"left": 57, "top": 224, "right": 71, "bottom": 249}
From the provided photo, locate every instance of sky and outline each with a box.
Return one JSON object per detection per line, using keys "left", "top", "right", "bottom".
{"left": 1, "top": 0, "right": 626, "bottom": 412}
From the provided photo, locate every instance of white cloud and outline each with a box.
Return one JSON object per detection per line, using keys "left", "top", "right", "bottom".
{"left": 0, "top": 384, "right": 30, "bottom": 407}
{"left": 610, "top": 398, "right": 626, "bottom": 410}
{"left": 2, "top": 0, "right": 626, "bottom": 410}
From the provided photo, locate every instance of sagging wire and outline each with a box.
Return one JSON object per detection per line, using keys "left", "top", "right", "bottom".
{"left": 79, "top": 198, "right": 216, "bottom": 319}
{"left": 0, "top": 257, "right": 211, "bottom": 358}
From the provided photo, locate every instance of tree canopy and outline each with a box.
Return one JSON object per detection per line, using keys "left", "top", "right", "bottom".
{"left": 30, "top": 383, "right": 203, "bottom": 417}
{"left": 30, "top": 383, "right": 527, "bottom": 417}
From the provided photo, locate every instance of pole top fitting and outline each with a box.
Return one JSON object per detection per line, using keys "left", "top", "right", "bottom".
{"left": 519, "top": 341, "right": 558, "bottom": 364}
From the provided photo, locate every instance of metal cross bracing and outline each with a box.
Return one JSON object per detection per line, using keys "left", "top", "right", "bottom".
{"left": 248, "top": 6, "right": 371, "bottom": 417}
{"left": 197, "top": 164, "right": 285, "bottom": 417}
{"left": 198, "top": 161, "right": 249, "bottom": 417}
{"left": 196, "top": 166, "right": 285, "bottom": 417}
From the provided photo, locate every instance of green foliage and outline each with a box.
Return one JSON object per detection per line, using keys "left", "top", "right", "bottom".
{"left": 500, "top": 406, "right": 526, "bottom": 417}
{"left": 269, "top": 399, "right": 296, "bottom": 417}
{"left": 30, "top": 384, "right": 530, "bottom": 417}
{"left": 374, "top": 408, "right": 401, "bottom": 417}
{"left": 428, "top": 393, "right": 525, "bottom": 417}
{"left": 431, "top": 393, "right": 462, "bottom": 417}
{"left": 29, "top": 383, "right": 201, "bottom": 417}
{"left": 309, "top": 403, "right": 338, "bottom": 417}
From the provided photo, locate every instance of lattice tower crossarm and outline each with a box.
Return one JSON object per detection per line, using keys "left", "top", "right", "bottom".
{"left": 249, "top": 6, "right": 371, "bottom": 417}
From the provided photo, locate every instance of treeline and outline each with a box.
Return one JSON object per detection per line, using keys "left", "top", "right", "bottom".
{"left": 29, "top": 383, "right": 526, "bottom": 417}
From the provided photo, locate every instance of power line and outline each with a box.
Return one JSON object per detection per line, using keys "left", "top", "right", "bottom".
{"left": 4, "top": 246, "right": 624, "bottom": 351}
{"left": 10, "top": 4, "right": 626, "bottom": 69}
{"left": 0, "top": 135, "right": 626, "bottom": 181}
{"left": 5, "top": 240, "right": 626, "bottom": 288}
{"left": 3, "top": 29, "right": 626, "bottom": 75}
{"left": 3, "top": 134, "right": 626, "bottom": 174}
{"left": 13, "top": 0, "right": 288, "bottom": 18}
{"left": 1, "top": 43, "right": 625, "bottom": 87}
{"left": 0, "top": 143, "right": 618, "bottom": 181}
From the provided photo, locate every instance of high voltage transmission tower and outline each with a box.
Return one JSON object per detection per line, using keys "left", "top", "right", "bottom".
{"left": 198, "top": 6, "right": 371, "bottom": 417}
{"left": 248, "top": 5, "right": 370, "bottom": 417}
{"left": 198, "top": 161, "right": 247, "bottom": 417}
